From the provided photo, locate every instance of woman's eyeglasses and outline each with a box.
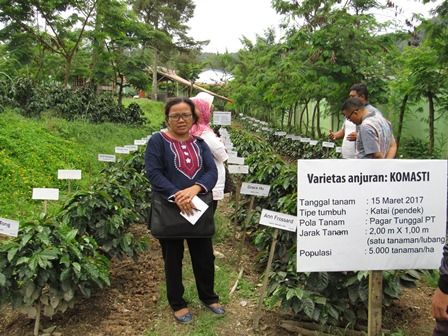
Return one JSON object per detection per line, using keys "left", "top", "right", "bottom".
{"left": 168, "top": 113, "right": 193, "bottom": 121}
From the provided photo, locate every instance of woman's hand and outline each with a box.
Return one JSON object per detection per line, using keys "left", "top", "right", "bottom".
{"left": 174, "top": 185, "right": 202, "bottom": 216}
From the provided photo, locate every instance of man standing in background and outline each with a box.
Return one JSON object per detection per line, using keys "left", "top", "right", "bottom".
{"left": 330, "top": 83, "right": 397, "bottom": 158}
{"left": 341, "top": 97, "right": 393, "bottom": 159}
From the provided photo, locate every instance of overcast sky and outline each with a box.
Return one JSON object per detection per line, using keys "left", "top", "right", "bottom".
{"left": 188, "top": 0, "right": 442, "bottom": 53}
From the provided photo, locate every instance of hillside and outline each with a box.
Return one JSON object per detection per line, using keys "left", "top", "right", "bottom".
{"left": 0, "top": 105, "right": 159, "bottom": 220}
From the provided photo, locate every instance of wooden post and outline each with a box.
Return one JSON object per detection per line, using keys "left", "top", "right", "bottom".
{"left": 237, "top": 195, "right": 255, "bottom": 266}
{"left": 253, "top": 228, "right": 279, "bottom": 329}
{"left": 67, "top": 180, "right": 72, "bottom": 193}
{"left": 368, "top": 270, "right": 383, "bottom": 336}
{"left": 43, "top": 200, "right": 48, "bottom": 215}
{"left": 232, "top": 175, "right": 242, "bottom": 228}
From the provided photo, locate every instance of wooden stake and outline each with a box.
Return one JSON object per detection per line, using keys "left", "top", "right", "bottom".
{"left": 237, "top": 195, "right": 255, "bottom": 266}
{"left": 253, "top": 228, "right": 279, "bottom": 329}
{"left": 368, "top": 270, "right": 383, "bottom": 336}
{"left": 43, "top": 200, "right": 48, "bottom": 215}
{"left": 33, "top": 303, "right": 41, "bottom": 336}
{"left": 232, "top": 175, "right": 242, "bottom": 229}
{"left": 229, "top": 267, "right": 244, "bottom": 297}
{"left": 67, "top": 180, "right": 72, "bottom": 193}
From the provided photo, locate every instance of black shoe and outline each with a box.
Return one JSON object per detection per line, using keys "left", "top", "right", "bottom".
{"left": 202, "top": 302, "right": 225, "bottom": 315}
{"left": 173, "top": 311, "right": 193, "bottom": 324}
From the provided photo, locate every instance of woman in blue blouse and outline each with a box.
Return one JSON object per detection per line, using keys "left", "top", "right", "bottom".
{"left": 145, "top": 97, "right": 224, "bottom": 323}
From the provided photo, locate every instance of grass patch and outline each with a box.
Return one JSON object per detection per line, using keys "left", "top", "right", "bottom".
{"left": 422, "top": 269, "right": 439, "bottom": 288}
{"left": 123, "top": 97, "right": 165, "bottom": 129}
{"left": 0, "top": 100, "right": 163, "bottom": 220}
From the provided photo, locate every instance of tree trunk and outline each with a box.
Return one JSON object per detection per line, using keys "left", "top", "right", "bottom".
{"left": 298, "top": 100, "right": 309, "bottom": 134}
{"left": 396, "top": 94, "right": 408, "bottom": 150}
{"left": 63, "top": 56, "right": 72, "bottom": 88}
{"left": 151, "top": 49, "right": 158, "bottom": 100}
{"left": 427, "top": 91, "right": 435, "bottom": 155}
{"left": 304, "top": 102, "right": 310, "bottom": 136}
{"left": 311, "top": 101, "right": 318, "bottom": 138}
{"left": 117, "top": 74, "right": 124, "bottom": 106}
{"left": 316, "top": 99, "right": 322, "bottom": 138}
{"left": 281, "top": 108, "right": 285, "bottom": 130}
{"left": 287, "top": 106, "right": 293, "bottom": 130}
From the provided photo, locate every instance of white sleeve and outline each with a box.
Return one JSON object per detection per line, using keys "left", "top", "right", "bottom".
{"left": 201, "top": 131, "right": 229, "bottom": 163}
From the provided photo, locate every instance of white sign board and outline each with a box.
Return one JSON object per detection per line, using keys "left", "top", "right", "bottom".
{"left": 115, "top": 147, "right": 130, "bottom": 154}
{"left": 260, "top": 209, "right": 297, "bottom": 232}
{"left": 98, "top": 154, "right": 116, "bottom": 162}
{"left": 336, "top": 147, "right": 342, "bottom": 153}
{"left": 227, "top": 156, "right": 245, "bottom": 165}
{"left": 309, "top": 140, "right": 318, "bottom": 146}
{"left": 125, "top": 145, "right": 138, "bottom": 152}
{"left": 321, "top": 141, "right": 335, "bottom": 148}
{"left": 241, "top": 183, "right": 271, "bottom": 197}
{"left": 227, "top": 150, "right": 238, "bottom": 158}
{"left": 213, "top": 111, "right": 232, "bottom": 126}
{"left": 32, "top": 188, "right": 60, "bottom": 201}
{"left": 57, "top": 170, "right": 82, "bottom": 180}
{"left": 300, "top": 137, "right": 311, "bottom": 143}
{"left": 296, "top": 159, "right": 447, "bottom": 272}
{"left": 0, "top": 217, "right": 19, "bottom": 237}
{"left": 228, "top": 165, "right": 249, "bottom": 174}
{"left": 274, "top": 131, "right": 287, "bottom": 136}
{"left": 134, "top": 139, "right": 147, "bottom": 145}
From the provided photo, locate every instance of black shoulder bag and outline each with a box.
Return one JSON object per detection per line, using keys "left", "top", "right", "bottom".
{"left": 149, "top": 191, "right": 215, "bottom": 239}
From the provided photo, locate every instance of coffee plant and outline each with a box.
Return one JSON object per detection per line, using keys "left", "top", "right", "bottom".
{"left": 229, "top": 118, "right": 421, "bottom": 328}
{"left": 0, "top": 216, "right": 110, "bottom": 335}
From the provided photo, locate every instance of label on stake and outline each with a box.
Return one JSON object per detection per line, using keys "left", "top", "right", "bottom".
{"left": 0, "top": 217, "right": 19, "bottom": 237}
{"left": 228, "top": 165, "right": 249, "bottom": 174}
{"left": 241, "top": 183, "right": 271, "bottom": 197}
{"left": 58, "top": 170, "right": 82, "bottom": 180}
{"left": 98, "top": 154, "right": 116, "bottom": 162}
{"left": 260, "top": 209, "right": 297, "bottom": 232}
{"left": 32, "top": 188, "right": 59, "bottom": 200}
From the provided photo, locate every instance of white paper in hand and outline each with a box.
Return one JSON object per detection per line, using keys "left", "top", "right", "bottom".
{"left": 180, "top": 196, "right": 209, "bottom": 225}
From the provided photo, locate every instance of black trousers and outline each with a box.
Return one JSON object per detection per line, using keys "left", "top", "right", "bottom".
{"left": 159, "top": 238, "right": 219, "bottom": 311}
{"left": 434, "top": 319, "right": 448, "bottom": 336}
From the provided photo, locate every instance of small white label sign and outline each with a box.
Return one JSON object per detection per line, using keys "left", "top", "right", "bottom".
{"left": 134, "top": 139, "right": 147, "bottom": 145}
{"left": 228, "top": 165, "right": 249, "bottom": 174}
{"left": 98, "top": 154, "right": 116, "bottom": 162}
{"left": 260, "top": 209, "right": 297, "bottom": 232}
{"left": 274, "top": 131, "right": 287, "bottom": 136}
{"left": 115, "top": 147, "right": 130, "bottom": 154}
{"left": 336, "top": 147, "right": 342, "bottom": 153}
{"left": 58, "top": 170, "right": 82, "bottom": 180}
{"left": 125, "top": 145, "right": 138, "bottom": 152}
{"left": 0, "top": 217, "right": 19, "bottom": 237}
{"left": 240, "top": 183, "right": 271, "bottom": 197}
{"left": 309, "top": 140, "right": 318, "bottom": 146}
{"left": 213, "top": 111, "right": 232, "bottom": 126}
{"left": 228, "top": 150, "right": 238, "bottom": 158}
{"left": 227, "top": 156, "right": 245, "bottom": 165}
{"left": 322, "top": 141, "right": 335, "bottom": 148}
{"left": 32, "top": 188, "right": 59, "bottom": 200}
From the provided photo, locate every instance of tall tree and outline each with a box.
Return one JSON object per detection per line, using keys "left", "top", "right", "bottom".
{"left": 130, "top": 0, "right": 196, "bottom": 100}
{"left": 0, "top": 0, "right": 98, "bottom": 87}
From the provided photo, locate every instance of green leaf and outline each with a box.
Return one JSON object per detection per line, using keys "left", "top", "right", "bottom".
{"left": 7, "top": 247, "right": 19, "bottom": 262}
{"left": 302, "top": 298, "right": 315, "bottom": 319}
{"left": 0, "top": 272, "right": 6, "bottom": 286}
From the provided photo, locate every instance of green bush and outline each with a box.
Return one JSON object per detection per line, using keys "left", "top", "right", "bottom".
{"left": 0, "top": 216, "right": 109, "bottom": 323}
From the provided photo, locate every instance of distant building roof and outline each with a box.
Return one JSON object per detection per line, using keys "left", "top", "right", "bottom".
{"left": 196, "top": 69, "right": 233, "bottom": 85}
{"left": 149, "top": 66, "right": 233, "bottom": 103}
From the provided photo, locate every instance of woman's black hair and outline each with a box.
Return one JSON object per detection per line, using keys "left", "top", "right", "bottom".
{"left": 164, "top": 97, "right": 198, "bottom": 123}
